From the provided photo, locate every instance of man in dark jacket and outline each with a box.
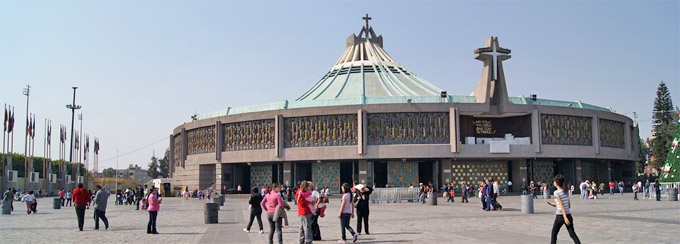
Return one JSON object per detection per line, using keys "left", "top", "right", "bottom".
{"left": 93, "top": 185, "right": 109, "bottom": 230}
{"left": 354, "top": 185, "right": 373, "bottom": 235}
{"left": 72, "top": 183, "right": 91, "bottom": 231}
{"left": 136, "top": 185, "right": 144, "bottom": 210}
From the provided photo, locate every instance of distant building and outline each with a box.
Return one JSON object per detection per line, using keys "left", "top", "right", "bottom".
{"left": 113, "top": 164, "right": 153, "bottom": 185}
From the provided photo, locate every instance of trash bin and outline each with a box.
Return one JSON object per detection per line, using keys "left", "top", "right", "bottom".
{"left": 53, "top": 198, "right": 61, "bottom": 209}
{"left": 1, "top": 201, "right": 11, "bottom": 214}
{"left": 543, "top": 189, "right": 550, "bottom": 199}
{"left": 205, "top": 203, "right": 218, "bottom": 224}
{"left": 219, "top": 195, "right": 225, "bottom": 206}
{"left": 212, "top": 197, "right": 221, "bottom": 209}
{"left": 428, "top": 192, "right": 437, "bottom": 205}
{"left": 668, "top": 188, "right": 678, "bottom": 201}
{"left": 521, "top": 194, "right": 534, "bottom": 214}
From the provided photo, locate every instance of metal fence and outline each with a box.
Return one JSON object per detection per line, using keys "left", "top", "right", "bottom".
{"left": 648, "top": 182, "right": 680, "bottom": 200}
{"left": 371, "top": 187, "right": 418, "bottom": 203}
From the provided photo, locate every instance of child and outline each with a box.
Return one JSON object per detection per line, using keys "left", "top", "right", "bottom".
{"left": 548, "top": 174, "right": 581, "bottom": 244}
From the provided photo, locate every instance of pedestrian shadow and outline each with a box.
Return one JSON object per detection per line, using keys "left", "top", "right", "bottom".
{"left": 354, "top": 238, "right": 412, "bottom": 243}
{"left": 367, "top": 232, "right": 420, "bottom": 235}
{"left": 497, "top": 207, "right": 519, "bottom": 211}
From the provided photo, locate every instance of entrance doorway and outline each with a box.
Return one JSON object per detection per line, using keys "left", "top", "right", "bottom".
{"left": 418, "top": 161, "right": 433, "bottom": 185}
{"left": 373, "top": 162, "right": 387, "bottom": 187}
{"left": 295, "top": 162, "right": 312, "bottom": 183}
{"left": 340, "top": 162, "right": 354, "bottom": 186}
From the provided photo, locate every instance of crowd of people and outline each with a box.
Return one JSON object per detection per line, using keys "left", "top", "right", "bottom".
{"left": 245, "top": 181, "right": 372, "bottom": 244}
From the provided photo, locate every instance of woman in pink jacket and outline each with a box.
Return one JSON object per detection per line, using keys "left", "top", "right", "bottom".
{"left": 261, "top": 183, "right": 283, "bottom": 244}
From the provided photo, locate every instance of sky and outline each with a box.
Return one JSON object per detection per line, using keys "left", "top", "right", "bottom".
{"left": 1, "top": 0, "right": 678, "bottom": 171}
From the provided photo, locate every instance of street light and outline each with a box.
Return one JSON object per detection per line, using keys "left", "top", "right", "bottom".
{"left": 66, "top": 87, "right": 81, "bottom": 163}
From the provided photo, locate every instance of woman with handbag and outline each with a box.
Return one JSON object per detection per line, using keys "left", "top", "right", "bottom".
{"left": 261, "top": 183, "right": 284, "bottom": 244}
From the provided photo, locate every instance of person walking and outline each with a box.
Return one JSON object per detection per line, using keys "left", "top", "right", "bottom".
{"left": 3, "top": 188, "right": 14, "bottom": 212}
{"left": 644, "top": 179, "right": 651, "bottom": 199}
{"left": 72, "top": 183, "right": 91, "bottom": 231}
{"left": 354, "top": 184, "right": 372, "bottom": 235}
{"left": 632, "top": 184, "right": 639, "bottom": 200}
{"left": 244, "top": 187, "right": 264, "bottom": 234}
{"left": 58, "top": 188, "right": 65, "bottom": 206}
{"left": 296, "top": 181, "right": 314, "bottom": 244}
{"left": 547, "top": 174, "right": 581, "bottom": 244}
{"left": 22, "top": 190, "right": 36, "bottom": 214}
{"left": 65, "top": 190, "right": 73, "bottom": 206}
{"left": 261, "top": 183, "right": 284, "bottom": 244}
{"left": 655, "top": 178, "right": 661, "bottom": 201}
{"left": 338, "top": 183, "right": 357, "bottom": 243}
{"left": 93, "top": 185, "right": 110, "bottom": 230}
{"left": 147, "top": 186, "right": 162, "bottom": 234}
{"left": 618, "top": 181, "right": 625, "bottom": 195}
{"left": 461, "top": 183, "right": 469, "bottom": 203}
{"left": 311, "top": 184, "right": 322, "bottom": 240}
{"left": 530, "top": 181, "right": 537, "bottom": 199}
{"left": 136, "top": 185, "right": 144, "bottom": 210}
{"left": 609, "top": 181, "right": 615, "bottom": 196}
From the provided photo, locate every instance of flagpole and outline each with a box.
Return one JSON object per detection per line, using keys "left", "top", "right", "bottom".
{"left": 115, "top": 149, "right": 118, "bottom": 191}
{"left": 43, "top": 118, "right": 47, "bottom": 191}
{"left": 3, "top": 104, "right": 6, "bottom": 155}
{"left": 78, "top": 112, "right": 82, "bottom": 185}
{"left": 23, "top": 85, "right": 30, "bottom": 191}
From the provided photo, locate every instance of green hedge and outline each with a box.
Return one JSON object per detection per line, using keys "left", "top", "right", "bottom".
{"left": 0, "top": 153, "right": 83, "bottom": 178}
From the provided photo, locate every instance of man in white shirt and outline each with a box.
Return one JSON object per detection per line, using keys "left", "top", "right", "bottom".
{"left": 507, "top": 180, "right": 513, "bottom": 193}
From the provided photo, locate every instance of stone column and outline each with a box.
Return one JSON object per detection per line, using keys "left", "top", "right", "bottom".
{"left": 574, "top": 160, "right": 583, "bottom": 183}
{"left": 513, "top": 159, "right": 528, "bottom": 190}
{"left": 169, "top": 134, "right": 174, "bottom": 178}
{"left": 532, "top": 110, "right": 541, "bottom": 153}
{"left": 216, "top": 121, "right": 222, "bottom": 161}
{"left": 357, "top": 110, "right": 366, "bottom": 155}
{"left": 358, "top": 160, "right": 368, "bottom": 184}
{"left": 599, "top": 160, "right": 611, "bottom": 184}
{"left": 283, "top": 162, "right": 292, "bottom": 187}
{"left": 592, "top": 115, "right": 600, "bottom": 155}
{"left": 624, "top": 120, "right": 632, "bottom": 157}
{"left": 215, "top": 163, "right": 223, "bottom": 193}
{"left": 275, "top": 115, "right": 283, "bottom": 158}
{"left": 450, "top": 107, "right": 459, "bottom": 153}
{"left": 441, "top": 159, "right": 452, "bottom": 185}
{"left": 181, "top": 128, "right": 187, "bottom": 168}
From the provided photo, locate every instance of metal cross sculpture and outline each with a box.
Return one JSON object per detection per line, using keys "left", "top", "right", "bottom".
{"left": 362, "top": 14, "right": 372, "bottom": 38}
{"left": 474, "top": 37, "right": 511, "bottom": 81}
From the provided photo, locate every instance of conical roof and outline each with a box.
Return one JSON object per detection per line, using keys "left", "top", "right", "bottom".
{"left": 296, "top": 16, "right": 443, "bottom": 101}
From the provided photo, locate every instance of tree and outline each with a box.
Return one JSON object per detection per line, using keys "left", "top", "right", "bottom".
{"left": 637, "top": 138, "right": 650, "bottom": 174}
{"left": 651, "top": 81, "right": 674, "bottom": 169}
{"left": 102, "top": 167, "right": 116, "bottom": 178}
{"left": 660, "top": 112, "right": 680, "bottom": 182}
{"left": 148, "top": 155, "right": 159, "bottom": 179}
{"left": 158, "top": 148, "right": 170, "bottom": 178}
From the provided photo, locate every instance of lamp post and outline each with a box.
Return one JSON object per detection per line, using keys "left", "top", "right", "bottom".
{"left": 66, "top": 87, "right": 81, "bottom": 186}
{"left": 23, "top": 85, "right": 30, "bottom": 190}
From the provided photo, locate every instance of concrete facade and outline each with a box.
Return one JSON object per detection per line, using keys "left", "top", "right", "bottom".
{"left": 169, "top": 18, "right": 639, "bottom": 192}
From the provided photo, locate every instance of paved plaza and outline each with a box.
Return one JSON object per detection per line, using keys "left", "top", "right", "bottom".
{"left": 0, "top": 193, "right": 678, "bottom": 243}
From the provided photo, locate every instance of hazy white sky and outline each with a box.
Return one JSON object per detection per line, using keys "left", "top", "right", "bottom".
{"left": 1, "top": 0, "right": 678, "bottom": 171}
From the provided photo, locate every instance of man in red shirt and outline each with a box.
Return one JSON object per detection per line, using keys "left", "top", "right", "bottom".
{"left": 72, "top": 183, "right": 91, "bottom": 231}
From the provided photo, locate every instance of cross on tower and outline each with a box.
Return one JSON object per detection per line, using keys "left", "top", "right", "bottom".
{"left": 474, "top": 37, "right": 511, "bottom": 81}
{"left": 362, "top": 14, "right": 372, "bottom": 38}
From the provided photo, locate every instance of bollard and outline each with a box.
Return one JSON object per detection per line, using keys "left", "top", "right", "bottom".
{"left": 521, "top": 194, "right": 534, "bottom": 214}
{"left": 220, "top": 195, "right": 225, "bottom": 206}
{"left": 428, "top": 192, "right": 437, "bottom": 205}
{"left": 212, "top": 197, "right": 221, "bottom": 209}
{"left": 1, "top": 201, "right": 11, "bottom": 214}
{"left": 53, "top": 198, "right": 61, "bottom": 209}
{"left": 668, "top": 188, "right": 678, "bottom": 201}
{"left": 543, "top": 189, "right": 550, "bottom": 199}
{"left": 205, "top": 203, "right": 219, "bottom": 224}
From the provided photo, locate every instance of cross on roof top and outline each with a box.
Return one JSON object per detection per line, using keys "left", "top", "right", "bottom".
{"left": 362, "top": 14, "right": 372, "bottom": 38}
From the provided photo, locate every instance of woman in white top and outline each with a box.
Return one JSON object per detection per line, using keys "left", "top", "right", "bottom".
{"left": 22, "top": 190, "right": 36, "bottom": 214}
{"left": 548, "top": 174, "right": 581, "bottom": 244}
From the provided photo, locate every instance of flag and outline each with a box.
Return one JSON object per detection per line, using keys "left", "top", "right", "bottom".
{"left": 75, "top": 132, "right": 79, "bottom": 148}
{"left": 3, "top": 106, "right": 6, "bottom": 132}
{"left": 94, "top": 138, "right": 99, "bottom": 155}
{"left": 26, "top": 116, "right": 30, "bottom": 136}
{"left": 7, "top": 110, "right": 13, "bottom": 133}
{"left": 30, "top": 115, "right": 35, "bottom": 138}
{"left": 47, "top": 122, "right": 51, "bottom": 145}
{"left": 84, "top": 135, "right": 89, "bottom": 161}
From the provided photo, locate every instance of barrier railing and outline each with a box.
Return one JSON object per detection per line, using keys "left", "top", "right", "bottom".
{"left": 647, "top": 182, "right": 679, "bottom": 200}
{"left": 371, "top": 188, "right": 418, "bottom": 203}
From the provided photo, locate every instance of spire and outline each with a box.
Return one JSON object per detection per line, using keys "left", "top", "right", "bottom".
{"left": 362, "top": 14, "right": 372, "bottom": 39}
{"left": 472, "top": 36, "right": 511, "bottom": 110}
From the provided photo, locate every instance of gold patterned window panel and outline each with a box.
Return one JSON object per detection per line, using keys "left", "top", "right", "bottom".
{"left": 599, "top": 119, "right": 625, "bottom": 148}
{"left": 223, "top": 119, "right": 275, "bottom": 151}
{"left": 368, "top": 112, "right": 450, "bottom": 145}
{"left": 284, "top": 114, "right": 358, "bottom": 148}
{"left": 173, "top": 135, "right": 181, "bottom": 165}
{"left": 187, "top": 126, "right": 216, "bottom": 155}
{"left": 451, "top": 161, "right": 508, "bottom": 189}
{"left": 541, "top": 114, "right": 592, "bottom": 146}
